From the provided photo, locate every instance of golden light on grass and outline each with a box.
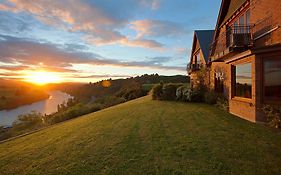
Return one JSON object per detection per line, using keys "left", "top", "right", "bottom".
{"left": 24, "top": 71, "right": 62, "bottom": 85}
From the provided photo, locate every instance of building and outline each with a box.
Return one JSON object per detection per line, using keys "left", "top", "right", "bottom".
{"left": 209, "top": 0, "right": 281, "bottom": 122}
{"left": 188, "top": 30, "right": 214, "bottom": 90}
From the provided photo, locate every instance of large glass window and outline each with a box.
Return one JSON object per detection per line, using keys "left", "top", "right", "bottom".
{"left": 235, "top": 63, "right": 252, "bottom": 98}
{"left": 264, "top": 59, "right": 281, "bottom": 101}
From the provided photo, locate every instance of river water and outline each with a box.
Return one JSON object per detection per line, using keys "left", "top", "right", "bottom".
{"left": 0, "top": 90, "right": 72, "bottom": 126}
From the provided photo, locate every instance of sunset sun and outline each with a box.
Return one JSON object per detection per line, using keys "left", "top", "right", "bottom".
{"left": 24, "top": 71, "right": 62, "bottom": 85}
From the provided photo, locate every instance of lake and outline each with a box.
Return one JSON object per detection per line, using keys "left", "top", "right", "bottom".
{"left": 0, "top": 90, "right": 72, "bottom": 126}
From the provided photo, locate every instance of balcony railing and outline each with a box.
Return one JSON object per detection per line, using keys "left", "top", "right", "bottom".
{"left": 210, "top": 25, "right": 253, "bottom": 59}
{"left": 189, "top": 63, "right": 201, "bottom": 72}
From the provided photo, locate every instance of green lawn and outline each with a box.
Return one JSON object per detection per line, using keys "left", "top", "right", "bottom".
{"left": 0, "top": 96, "right": 281, "bottom": 174}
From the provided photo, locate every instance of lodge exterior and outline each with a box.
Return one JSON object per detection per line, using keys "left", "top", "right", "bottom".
{"left": 189, "top": 30, "right": 214, "bottom": 90}
{"left": 189, "top": 0, "right": 281, "bottom": 122}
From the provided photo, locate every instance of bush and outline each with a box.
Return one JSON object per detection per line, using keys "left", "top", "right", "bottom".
{"left": 215, "top": 95, "right": 229, "bottom": 111}
{"left": 162, "top": 84, "right": 180, "bottom": 100}
{"left": 12, "top": 111, "right": 44, "bottom": 130}
{"left": 262, "top": 105, "right": 281, "bottom": 129}
{"left": 87, "top": 103, "right": 103, "bottom": 113}
{"left": 187, "top": 89, "right": 205, "bottom": 102}
{"left": 204, "top": 91, "right": 217, "bottom": 104}
{"left": 176, "top": 86, "right": 190, "bottom": 102}
{"left": 176, "top": 86, "right": 184, "bottom": 101}
{"left": 116, "top": 86, "right": 147, "bottom": 101}
{"left": 95, "top": 96, "right": 126, "bottom": 107}
{"left": 152, "top": 84, "right": 163, "bottom": 100}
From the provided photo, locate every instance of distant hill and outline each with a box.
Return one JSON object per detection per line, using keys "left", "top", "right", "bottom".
{"left": 62, "top": 74, "right": 189, "bottom": 101}
{"left": 0, "top": 79, "right": 49, "bottom": 110}
{"left": 0, "top": 78, "right": 31, "bottom": 88}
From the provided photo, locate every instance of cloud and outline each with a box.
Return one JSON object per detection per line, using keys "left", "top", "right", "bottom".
{"left": 131, "top": 19, "right": 187, "bottom": 38}
{"left": 121, "top": 38, "right": 164, "bottom": 49}
{"left": 0, "top": 0, "right": 165, "bottom": 49}
{"left": 0, "top": 35, "right": 185, "bottom": 73}
{"left": 139, "top": 0, "right": 161, "bottom": 10}
{"left": 84, "top": 35, "right": 163, "bottom": 49}
{"left": 145, "top": 56, "right": 172, "bottom": 65}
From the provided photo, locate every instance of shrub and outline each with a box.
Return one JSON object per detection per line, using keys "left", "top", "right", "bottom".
{"left": 12, "top": 111, "right": 44, "bottom": 130}
{"left": 215, "top": 95, "right": 229, "bottom": 111}
{"left": 95, "top": 96, "right": 126, "bottom": 107}
{"left": 182, "top": 87, "right": 190, "bottom": 102}
{"left": 204, "top": 91, "right": 217, "bottom": 104}
{"left": 116, "top": 86, "right": 147, "bottom": 101}
{"left": 187, "top": 89, "right": 204, "bottom": 102}
{"left": 176, "top": 86, "right": 184, "bottom": 101}
{"left": 88, "top": 103, "right": 103, "bottom": 113}
{"left": 262, "top": 105, "right": 281, "bottom": 129}
{"left": 162, "top": 84, "right": 180, "bottom": 100}
{"left": 152, "top": 84, "right": 163, "bottom": 100}
{"left": 176, "top": 86, "right": 190, "bottom": 102}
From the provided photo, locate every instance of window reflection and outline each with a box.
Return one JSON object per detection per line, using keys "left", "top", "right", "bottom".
{"left": 235, "top": 63, "right": 252, "bottom": 98}
{"left": 264, "top": 59, "right": 281, "bottom": 100}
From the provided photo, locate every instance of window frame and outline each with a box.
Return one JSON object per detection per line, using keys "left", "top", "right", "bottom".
{"left": 232, "top": 61, "right": 253, "bottom": 100}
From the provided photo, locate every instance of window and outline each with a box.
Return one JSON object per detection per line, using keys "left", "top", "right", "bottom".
{"left": 239, "top": 15, "right": 245, "bottom": 25}
{"left": 264, "top": 58, "right": 281, "bottom": 101}
{"left": 239, "top": 15, "right": 245, "bottom": 33}
{"left": 246, "top": 10, "right": 250, "bottom": 25}
{"left": 235, "top": 63, "right": 252, "bottom": 98}
{"left": 231, "top": 10, "right": 250, "bottom": 33}
{"left": 246, "top": 10, "right": 250, "bottom": 33}
{"left": 196, "top": 52, "right": 200, "bottom": 65}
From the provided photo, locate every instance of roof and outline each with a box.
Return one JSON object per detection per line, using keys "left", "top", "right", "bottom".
{"left": 219, "top": 0, "right": 247, "bottom": 27}
{"left": 192, "top": 30, "right": 214, "bottom": 63}
{"left": 210, "top": 0, "right": 248, "bottom": 58}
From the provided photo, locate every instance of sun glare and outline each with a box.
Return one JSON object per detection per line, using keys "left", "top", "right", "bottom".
{"left": 24, "top": 71, "right": 62, "bottom": 85}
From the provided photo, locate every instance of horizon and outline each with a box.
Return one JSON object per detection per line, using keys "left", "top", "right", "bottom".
{"left": 0, "top": 0, "right": 221, "bottom": 84}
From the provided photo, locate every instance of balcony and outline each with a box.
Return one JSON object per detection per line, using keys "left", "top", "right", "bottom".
{"left": 210, "top": 25, "right": 253, "bottom": 61}
{"left": 189, "top": 63, "right": 201, "bottom": 72}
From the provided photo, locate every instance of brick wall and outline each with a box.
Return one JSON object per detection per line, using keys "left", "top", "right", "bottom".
{"left": 251, "top": 0, "right": 281, "bottom": 47}
{"left": 210, "top": 62, "right": 231, "bottom": 98}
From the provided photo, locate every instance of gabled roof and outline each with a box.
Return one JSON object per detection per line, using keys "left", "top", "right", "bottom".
{"left": 191, "top": 30, "right": 214, "bottom": 64}
{"left": 219, "top": 0, "right": 247, "bottom": 27}
{"left": 210, "top": 0, "right": 248, "bottom": 58}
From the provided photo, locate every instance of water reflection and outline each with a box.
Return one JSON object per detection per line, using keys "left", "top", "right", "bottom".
{"left": 0, "top": 91, "right": 72, "bottom": 126}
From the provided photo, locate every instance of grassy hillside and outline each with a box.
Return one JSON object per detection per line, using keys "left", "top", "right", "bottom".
{"left": 0, "top": 96, "right": 281, "bottom": 174}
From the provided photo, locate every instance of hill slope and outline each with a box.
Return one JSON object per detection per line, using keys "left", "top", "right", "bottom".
{"left": 0, "top": 96, "right": 281, "bottom": 174}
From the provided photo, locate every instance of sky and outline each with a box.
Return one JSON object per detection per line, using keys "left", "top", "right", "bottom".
{"left": 0, "top": 0, "right": 221, "bottom": 83}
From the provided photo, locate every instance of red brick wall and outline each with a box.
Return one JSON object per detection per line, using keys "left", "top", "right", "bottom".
{"left": 251, "top": 0, "right": 281, "bottom": 47}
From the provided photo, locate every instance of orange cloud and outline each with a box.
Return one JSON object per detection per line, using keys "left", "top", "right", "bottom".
{"left": 131, "top": 19, "right": 187, "bottom": 38}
